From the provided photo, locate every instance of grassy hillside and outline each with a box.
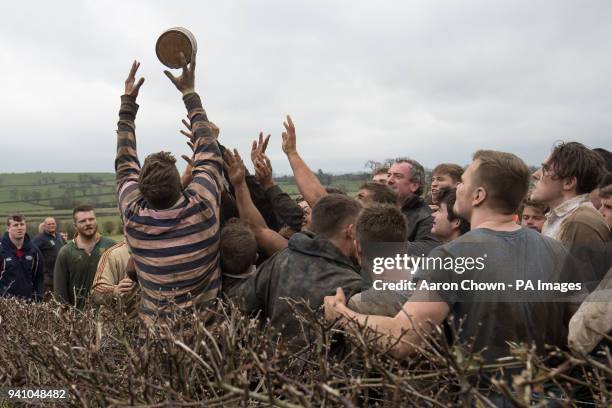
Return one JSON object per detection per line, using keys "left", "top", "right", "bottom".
{"left": 0, "top": 172, "right": 368, "bottom": 239}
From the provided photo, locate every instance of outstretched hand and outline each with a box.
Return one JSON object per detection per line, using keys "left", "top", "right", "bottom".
{"left": 282, "top": 115, "right": 297, "bottom": 155}
{"left": 254, "top": 154, "right": 274, "bottom": 190}
{"left": 164, "top": 52, "right": 195, "bottom": 95}
{"left": 251, "top": 131, "right": 271, "bottom": 164}
{"left": 125, "top": 60, "right": 145, "bottom": 98}
{"left": 223, "top": 149, "right": 246, "bottom": 187}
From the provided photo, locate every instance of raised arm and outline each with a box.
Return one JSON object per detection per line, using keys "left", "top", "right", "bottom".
{"left": 165, "top": 53, "right": 223, "bottom": 207}
{"left": 115, "top": 60, "right": 145, "bottom": 214}
{"left": 252, "top": 145, "right": 305, "bottom": 232}
{"left": 224, "top": 149, "right": 288, "bottom": 256}
{"left": 282, "top": 115, "right": 328, "bottom": 207}
{"left": 324, "top": 288, "right": 449, "bottom": 359}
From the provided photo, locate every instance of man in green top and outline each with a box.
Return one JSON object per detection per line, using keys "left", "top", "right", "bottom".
{"left": 53, "top": 205, "right": 116, "bottom": 308}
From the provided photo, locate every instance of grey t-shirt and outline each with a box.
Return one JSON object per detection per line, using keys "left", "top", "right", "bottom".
{"left": 411, "top": 227, "right": 581, "bottom": 362}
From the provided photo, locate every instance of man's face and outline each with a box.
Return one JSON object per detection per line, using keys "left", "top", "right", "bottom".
{"left": 74, "top": 211, "right": 97, "bottom": 239}
{"left": 431, "top": 173, "right": 458, "bottom": 203}
{"left": 372, "top": 173, "right": 388, "bottom": 184}
{"left": 453, "top": 161, "right": 477, "bottom": 221}
{"left": 599, "top": 196, "right": 612, "bottom": 229}
{"left": 44, "top": 218, "right": 57, "bottom": 235}
{"left": 7, "top": 220, "right": 26, "bottom": 241}
{"left": 521, "top": 206, "right": 546, "bottom": 232}
{"left": 387, "top": 162, "right": 419, "bottom": 204}
{"left": 298, "top": 201, "right": 312, "bottom": 230}
{"left": 431, "top": 203, "right": 454, "bottom": 241}
{"left": 531, "top": 156, "right": 564, "bottom": 206}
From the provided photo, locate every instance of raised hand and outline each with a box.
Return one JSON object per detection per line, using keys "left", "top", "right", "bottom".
{"left": 281, "top": 115, "right": 297, "bottom": 155}
{"left": 254, "top": 154, "right": 274, "bottom": 190}
{"left": 124, "top": 60, "right": 145, "bottom": 98}
{"left": 223, "top": 149, "right": 246, "bottom": 187}
{"left": 164, "top": 52, "right": 195, "bottom": 95}
{"left": 251, "top": 131, "right": 271, "bottom": 164}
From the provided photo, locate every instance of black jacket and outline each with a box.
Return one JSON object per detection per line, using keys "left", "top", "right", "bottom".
{"left": 230, "top": 231, "right": 367, "bottom": 343}
{"left": 0, "top": 233, "right": 44, "bottom": 301}
{"left": 32, "top": 231, "right": 65, "bottom": 277}
{"left": 401, "top": 195, "right": 439, "bottom": 250}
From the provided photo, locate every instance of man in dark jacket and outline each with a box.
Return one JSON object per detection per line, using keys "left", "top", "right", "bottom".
{"left": 232, "top": 194, "right": 367, "bottom": 343}
{"left": 387, "top": 159, "right": 439, "bottom": 256}
{"left": 32, "top": 217, "right": 65, "bottom": 296}
{"left": 0, "top": 214, "right": 44, "bottom": 301}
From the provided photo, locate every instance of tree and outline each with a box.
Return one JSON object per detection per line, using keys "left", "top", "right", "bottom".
{"left": 102, "top": 220, "right": 116, "bottom": 236}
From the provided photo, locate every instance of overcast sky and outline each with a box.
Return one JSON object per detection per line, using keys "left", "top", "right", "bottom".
{"left": 0, "top": 1, "right": 610, "bottom": 175}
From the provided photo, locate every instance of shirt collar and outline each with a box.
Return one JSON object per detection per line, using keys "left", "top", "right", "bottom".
{"left": 548, "top": 194, "right": 590, "bottom": 219}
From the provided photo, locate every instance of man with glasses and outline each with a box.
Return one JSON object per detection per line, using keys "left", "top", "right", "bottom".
{"left": 531, "top": 142, "right": 609, "bottom": 242}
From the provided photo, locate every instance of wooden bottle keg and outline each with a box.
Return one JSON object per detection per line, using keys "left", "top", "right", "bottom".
{"left": 156, "top": 27, "right": 198, "bottom": 68}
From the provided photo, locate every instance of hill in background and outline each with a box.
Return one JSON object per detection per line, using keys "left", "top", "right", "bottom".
{"left": 0, "top": 171, "right": 372, "bottom": 240}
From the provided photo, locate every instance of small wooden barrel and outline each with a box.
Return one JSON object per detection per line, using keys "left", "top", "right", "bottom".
{"left": 156, "top": 27, "right": 198, "bottom": 69}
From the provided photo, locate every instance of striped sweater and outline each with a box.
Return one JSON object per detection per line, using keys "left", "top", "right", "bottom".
{"left": 115, "top": 92, "right": 223, "bottom": 325}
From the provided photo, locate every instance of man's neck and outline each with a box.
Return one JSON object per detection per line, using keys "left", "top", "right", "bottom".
{"left": 328, "top": 236, "right": 354, "bottom": 260}
{"left": 469, "top": 209, "right": 520, "bottom": 232}
{"left": 9, "top": 236, "right": 24, "bottom": 250}
{"left": 76, "top": 233, "right": 97, "bottom": 248}
{"left": 548, "top": 191, "right": 579, "bottom": 210}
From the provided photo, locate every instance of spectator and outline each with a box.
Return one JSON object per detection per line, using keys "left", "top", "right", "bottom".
{"left": 430, "top": 163, "right": 463, "bottom": 205}
{"left": 90, "top": 241, "right": 138, "bottom": 316}
{"left": 356, "top": 182, "right": 398, "bottom": 206}
{"left": 115, "top": 58, "right": 223, "bottom": 325}
{"left": 296, "top": 196, "right": 312, "bottom": 231}
{"left": 598, "top": 184, "right": 612, "bottom": 229}
{"left": 531, "top": 142, "right": 608, "bottom": 243}
{"left": 219, "top": 218, "right": 258, "bottom": 303}
{"left": 431, "top": 187, "right": 470, "bottom": 243}
{"left": 387, "top": 158, "right": 438, "bottom": 244}
{"left": 53, "top": 205, "right": 115, "bottom": 308}
{"left": 32, "top": 217, "right": 65, "bottom": 296}
{"left": 589, "top": 172, "right": 612, "bottom": 210}
{"left": 0, "top": 214, "right": 44, "bottom": 301}
{"left": 347, "top": 204, "right": 410, "bottom": 316}
{"left": 518, "top": 198, "right": 549, "bottom": 233}
{"left": 372, "top": 167, "right": 389, "bottom": 184}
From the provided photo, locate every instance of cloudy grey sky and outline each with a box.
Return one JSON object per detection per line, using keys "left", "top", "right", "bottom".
{"left": 0, "top": 0, "right": 610, "bottom": 175}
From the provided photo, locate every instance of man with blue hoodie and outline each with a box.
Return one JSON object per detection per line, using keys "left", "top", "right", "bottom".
{"left": 0, "top": 214, "right": 44, "bottom": 301}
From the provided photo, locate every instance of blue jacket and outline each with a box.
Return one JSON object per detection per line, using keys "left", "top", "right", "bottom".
{"left": 0, "top": 233, "right": 44, "bottom": 301}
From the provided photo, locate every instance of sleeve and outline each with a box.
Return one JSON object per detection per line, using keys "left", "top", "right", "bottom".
{"left": 33, "top": 248, "right": 44, "bottom": 301}
{"left": 183, "top": 92, "right": 224, "bottom": 209}
{"left": 53, "top": 247, "right": 70, "bottom": 304}
{"left": 244, "top": 175, "right": 280, "bottom": 231}
{"left": 91, "top": 247, "right": 121, "bottom": 304}
{"left": 265, "top": 185, "right": 304, "bottom": 232}
{"left": 115, "top": 94, "right": 142, "bottom": 216}
{"left": 568, "top": 271, "right": 612, "bottom": 354}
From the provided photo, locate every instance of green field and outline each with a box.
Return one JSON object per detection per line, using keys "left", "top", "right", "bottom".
{"left": 0, "top": 172, "right": 369, "bottom": 238}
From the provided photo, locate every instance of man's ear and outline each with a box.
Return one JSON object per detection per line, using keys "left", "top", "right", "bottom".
{"left": 345, "top": 223, "right": 355, "bottom": 240}
{"left": 450, "top": 218, "right": 461, "bottom": 231}
{"left": 562, "top": 176, "right": 577, "bottom": 193}
{"left": 410, "top": 182, "right": 420, "bottom": 194}
{"left": 473, "top": 187, "right": 487, "bottom": 207}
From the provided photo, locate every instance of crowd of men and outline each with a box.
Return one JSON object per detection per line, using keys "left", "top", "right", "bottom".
{"left": 1, "top": 54, "right": 611, "bottom": 403}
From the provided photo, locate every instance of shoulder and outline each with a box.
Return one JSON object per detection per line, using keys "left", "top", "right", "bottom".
{"left": 565, "top": 206, "right": 607, "bottom": 228}
{"left": 99, "top": 237, "right": 117, "bottom": 248}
